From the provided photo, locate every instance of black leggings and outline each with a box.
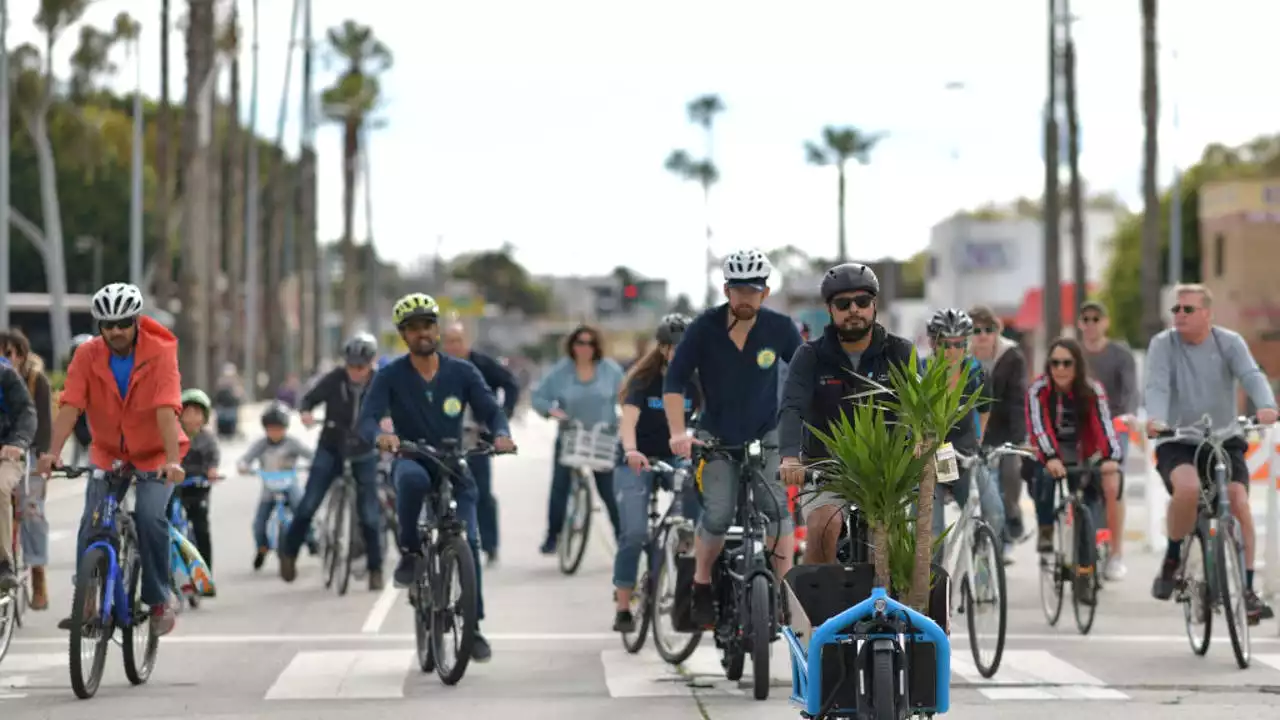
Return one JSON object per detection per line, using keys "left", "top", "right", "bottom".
{"left": 172, "top": 487, "right": 213, "bottom": 571}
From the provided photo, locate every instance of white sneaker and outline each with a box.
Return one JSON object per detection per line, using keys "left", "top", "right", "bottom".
{"left": 1104, "top": 556, "right": 1128, "bottom": 581}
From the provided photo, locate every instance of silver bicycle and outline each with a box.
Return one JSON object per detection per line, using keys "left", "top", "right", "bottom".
{"left": 0, "top": 452, "right": 32, "bottom": 665}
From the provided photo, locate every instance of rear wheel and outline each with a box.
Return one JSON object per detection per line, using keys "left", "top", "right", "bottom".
{"left": 1218, "top": 519, "right": 1250, "bottom": 669}
{"left": 558, "top": 471, "right": 592, "bottom": 575}
{"left": 121, "top": 546, "right": 159, "bottom": 685}
{"left": 431, "top": 535, "right": 478, "bottom": 685}
{"left": 69, "top": 547, "right": 112, "bottom": 699}
{"left": 1180, "top": 528, "right": 1212, "bottom": 656}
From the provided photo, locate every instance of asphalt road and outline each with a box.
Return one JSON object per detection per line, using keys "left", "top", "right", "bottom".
{"left": 3, "top": 409, "right": 1280, "bottom": 719}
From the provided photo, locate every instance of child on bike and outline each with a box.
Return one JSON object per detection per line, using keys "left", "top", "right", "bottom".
{"left": 175, "top": 389, "right": 220, "bottom": 571}
{"left": 237, "top": 402, "right": 316, "bottom": 569}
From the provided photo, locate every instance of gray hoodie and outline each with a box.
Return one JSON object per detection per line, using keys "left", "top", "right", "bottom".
{"left": 1144, "top": 326, "right": 1275, "bottom": 439}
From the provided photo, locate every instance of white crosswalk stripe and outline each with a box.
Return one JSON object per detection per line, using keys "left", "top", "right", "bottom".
{"left": 264, "top": 650, "right": 413, "bottom": 700}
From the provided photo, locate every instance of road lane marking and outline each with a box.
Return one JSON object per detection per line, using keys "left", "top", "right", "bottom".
{"left": 361, "top": 584, "right": 401, "bottom": 633}
{"left": 265, "top": 650, "right": 412, "bottom": 699}
{"left": 1258, "top": 654, "right": 1280, "bottom": 672}
{"left": 951, "top": 650, "right": 1128, "bottom": 700}
{"left": 600, "top": 649, "right": 692, "bottom": 698}
{"left": 14, "top": 631, "right": 620, "bottom": 646}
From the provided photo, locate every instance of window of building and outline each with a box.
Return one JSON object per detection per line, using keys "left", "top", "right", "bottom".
{"left": 1214, "top": 233, "right": 1225, "bottom": 277}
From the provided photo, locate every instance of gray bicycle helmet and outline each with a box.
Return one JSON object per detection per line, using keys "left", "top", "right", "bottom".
{"left": 260, "top": 402, "right": 291, "bottom": 429}
{"left": 655, "top": 314, "right": 691, "bottom": 345}
{"left": 343, "top": 332, "right": 378, "bottom": 366}
{"left": 927, "top": 308, "right": 974, "bottom": 338}
{"left": 820, "top": 263, "right": 880, "bottom": 302}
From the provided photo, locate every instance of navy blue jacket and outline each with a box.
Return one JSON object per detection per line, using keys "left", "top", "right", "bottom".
{"left": 465, "top": 349, "right": 520, "bottom": 418}
{"left": 359, "top": 354, "right": 511, "bottom": 446}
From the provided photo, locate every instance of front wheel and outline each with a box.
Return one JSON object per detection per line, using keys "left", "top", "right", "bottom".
{"left": 431, "top": 535, "right": 478, "bottom": 685}
{"left": 1180, "top": 528, "right": 1212, "bottom": 656}
{"left": 620, "top": 549, "right": 651, "bottom": 654}
{"left": 558, "top": 471, "right": 592, "bottom": 575}
{"left": 1071, "top": 501, "right": 1099, "bottom": 635}
{"left": 121, "top": 548, "right": 159, "bottom": 685}
{"left": 1039, "top": 516, "right": 1065, "bottom": 627}
{"left": 412, "top": 563, "right": 436, "bottom": 673}
{"left": 872, "top": 647, "right": 897, "bottom": 720}
{"left": 1217, "top": 519, "right": 1250, "bottom": 669}
{"left": 339, "top": 490, "right": 358, "bottom": 596}
{"left": 964, "top": 521, "right": 1007, "bottom": 678}
{"left": 68, "top": 547, "right": 112, "bottom": 699}
{"left": 652, "top": 527, "right": 702, "bottom": 665}
{"left": 749, "top": 575, "right": 772, "bottom": 701}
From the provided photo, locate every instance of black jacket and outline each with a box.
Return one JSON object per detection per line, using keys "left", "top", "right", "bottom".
{"left": 778, "top": 323, "right": 916, "bottom": 461}
{"left": 466, "top": 350, "right": 520, "bottom": 418}
{"left": 0, "top": 362, "right": 38, "bottom": 450}
{"left": 981, "top": 338, "right": 1028, "bottom": 447}
{"left": 299, "top": 368, "right": 376, "bottom": 456}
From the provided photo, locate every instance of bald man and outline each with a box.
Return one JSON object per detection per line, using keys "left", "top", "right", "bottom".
{"left": 442, "top": 323, "right": 520, "bottom": 565}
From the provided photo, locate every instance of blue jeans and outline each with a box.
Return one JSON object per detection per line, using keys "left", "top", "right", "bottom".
{"left": 76, "top": 470, "right": 172, "bottom": 607}
{"left": 547, "top": 433, "right": 620, "bottom": 543}
{"left": 471, "top": 454, "right": 498, "bottom": 555}
{"left": 253, "top": 474, "right": 305, "bottom": 549}
{"left": 19, "top": 474, "right": 49, "bottom": 566}
{"left": 611, "top": 458, "right": 702, "bottom": 589}
{"left": 933, "top": 463, "right": 1005, "bottom": 541}
{"left": 283, "top": 448, "right": 383, "bottom": 572}
{"left": 395, "top": 457, "right": 486, "bottom": 621}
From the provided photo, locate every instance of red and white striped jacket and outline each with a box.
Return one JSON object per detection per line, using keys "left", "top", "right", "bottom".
{"left": 1025, "top": 375, "right": 1122, "bottom": 464}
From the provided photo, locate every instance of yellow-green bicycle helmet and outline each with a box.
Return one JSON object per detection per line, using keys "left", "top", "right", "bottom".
{"left": 392, "top": 293, "right": 440, "bottom": 327}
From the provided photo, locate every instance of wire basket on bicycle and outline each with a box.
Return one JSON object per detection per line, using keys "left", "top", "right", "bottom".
{"left": 557, "top": 420, "right": 618, "bottom": 473}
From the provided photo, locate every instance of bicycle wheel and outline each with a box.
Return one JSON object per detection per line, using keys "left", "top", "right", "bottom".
{"left": 68, "top": 547, "right": 112, "bottom": 699}
{"left": 557, "top": 471, "right": 592, "bottom": 575}
{"left": 0, "top": 588, "right": 15, "bottom": 666}
{"left": 1038, "top": 514, "right": 1065, "bottom": 626}
{"left": 964, "top": 521, "right": 1006, "bottom": 678}
{"left": 1216, "top": 518, "right": 1250, "bottom": 669}
{"left": 121, "top": 546, "right": 159, "bottom": 685}
{"left": 749, "top": 574, "right": 772, "bottom": 701}
{"left": 652, "top": 527, "right": 702, "bottom": 664}
{"left": 620, "top": 549, "right": 651, "bottom": 654}
{"left": 339, "top": 487, "right": 358, "bottom": 596}
{"left": 324, "top": 492, "right": 348, "bottom": 591}
{"left": 431, "top": 534, "right": 478, "bottom": 686}
{"left": 1180, "top": 527, "right": 1212, "bottom": 656}
{"left": 1072, "top": 500, "right": 1098, "bottom": 635}
{"left": 412, "top": 559, "right": 436, "bottom": 672}
{"left": 12, "top": 527, "right": 25, "bottom": 628}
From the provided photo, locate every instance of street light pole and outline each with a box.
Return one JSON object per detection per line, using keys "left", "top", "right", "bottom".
{"left": 1042, "top": 0, "right": 1063, "bottom": 348}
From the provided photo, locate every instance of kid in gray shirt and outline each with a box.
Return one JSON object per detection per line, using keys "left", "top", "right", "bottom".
{"left": 238, "top": 404, "right": 316, "bottom": 569}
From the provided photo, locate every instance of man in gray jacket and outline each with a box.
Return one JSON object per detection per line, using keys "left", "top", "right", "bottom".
{"left": 1146, "top": 284, "right": 1277, "bottom": 622}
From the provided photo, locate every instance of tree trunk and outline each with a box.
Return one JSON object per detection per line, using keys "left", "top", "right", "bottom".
{"left": 836, "top": 163, "right": 847, "bottom": 263}
{"left": 180, "top": 0, "right": 216, "bottom": 390}
{"left": 209, "top": 97, "right": 226, "bottom": 378}
{"left": 340, "top": 119, "right": 360, "bottom": 339}
{"left": 907, "top": 445, "right": 938, "bottom": 612}
{"left": 1139, "top": 0, "right": 1162, "bottom": 343}
{"left": 872, "top": 522, "right": 890, "bottom": 589}
{"left": 31, "top": 118, "right": 72, "bottom": 367}
{"left": 156, "top": 0, "right": 173, "bottom": 305}
{"left": 299, "top": 147, "right": 317, "bottom": 372}
{"left": 266, "top": 154, "right": 287, "bottom": 390}
{"left": 227, "top": 47, "right": 245, "bottom": 373}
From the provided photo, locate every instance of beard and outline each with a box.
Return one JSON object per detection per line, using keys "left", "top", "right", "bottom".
{"left": 834, "top": 314, "right": 873, "bottom": 342}
{"left": 730, "top": 303, "right": 758, "bottom": 321}
{"left": 407, "top": 337, "right": 438, "bottom": 358}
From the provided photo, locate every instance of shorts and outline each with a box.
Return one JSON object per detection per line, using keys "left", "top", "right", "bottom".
{"left": 1154, "top": 438, "right": 1249, "bottom": 494}
{"left": 695, "top": 429, "right": 792, "bottom": 539}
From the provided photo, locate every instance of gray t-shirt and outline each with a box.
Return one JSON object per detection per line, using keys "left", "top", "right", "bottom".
{"left": 238, "top": 435, "right": 313, "bottom": 472}
{"left": 845, "top": 352, "right": 863, "bottom": 370}
{"left": 1085, "top": 341, "right": 1137, "bottom": 415}
{"left": 1144, "top": 327, "right": 1276, "bottom": 440}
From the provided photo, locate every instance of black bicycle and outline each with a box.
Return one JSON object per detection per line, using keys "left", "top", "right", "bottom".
{"left": 397, "top": 438, "right": 514, "bottom": 686}
{"left": 618, "top": 457, "right": 703, "bottom": 663}
{"left": 376, "top": 454, "right": 399, "bottom": 559}
{"left": 1038, "top": 460, "right": 1104, "bottom": 634}
{"left": 320, "top": 460, "right": 360, "bottom": 595}
{"left": 57, "top": 464, "right": 160, "bottom": 699}
{"left": 695, "top": 437, "right": 782, "bottom": 702}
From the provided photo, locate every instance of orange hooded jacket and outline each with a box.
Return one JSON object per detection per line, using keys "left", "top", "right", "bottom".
{"left": 60, "top": 316, "right": 190, "bottom": 471}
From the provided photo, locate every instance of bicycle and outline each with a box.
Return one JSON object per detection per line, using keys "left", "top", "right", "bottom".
{"left": 247, "top": 468, "right": 304, "bottom": 561}
{"left": 556, "top": 420, "right": 617, "bottom": 575}
{"left": 617, "top": 457, "right": 703, "bottom": 663}
{"left": 693, "top": 436, "right": 781, "bottom": 702}
{"left": 167, "top": 476, "right": 216, "bottom": 611}
{"left": 1158, "top": 414, "right": 1263, "bottom": 669}
{"left": 397, "top": 438, "right": 516, "bottom": 686}
{"left": 376, "top": 453, "right": 399, "bottom": 559}
{"left": 57, "top": 464, "right": 160, "bottom": 700}
{"left": 1037, "top": 458, "right": 1105, "bottom": 635}
{"left": 0, "top": 452, "right": 32, "bottom": 666}
{"left": 319, "top": 460, "right": 362, "bottom": 594}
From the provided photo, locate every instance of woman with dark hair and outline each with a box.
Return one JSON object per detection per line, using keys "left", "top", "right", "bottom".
{"left": 1025, "top": 337, "right": 1123, "bottom": 602}
{"left": 531, "top": 324, "right": 625, "bottom": 554}
{"left": 610, "top": 315, "right": 702, "bottom": 631}
{"left": 0, "top": 329, "right": 53, "bottom": 610}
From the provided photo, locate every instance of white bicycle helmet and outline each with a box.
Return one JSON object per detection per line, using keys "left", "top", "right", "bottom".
{"left": 722, "top": 249, "right": 773, "bottom": 283}
{"left": 91, "top": 283, "right": 145, "bottom": 321}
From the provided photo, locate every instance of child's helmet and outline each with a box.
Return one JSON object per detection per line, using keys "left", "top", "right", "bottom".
{"left": 260, "top": 401, "right": 291, "bottom": 429}
{"left": 181, "top": 388, "right": 213, "bottom": 418}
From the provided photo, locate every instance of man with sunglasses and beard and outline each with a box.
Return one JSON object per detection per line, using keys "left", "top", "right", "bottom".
{"left": 38, "top": 282, "right": 189, "bottom": 636}
{"left": 360, "top": 293, "right": 516, "bottom": 662}
{"left": 779, "top": 263, "right": 916, "bottom": 563}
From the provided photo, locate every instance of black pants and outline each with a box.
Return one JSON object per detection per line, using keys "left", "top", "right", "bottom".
{"left": 172, "top": 487, "right": 213, "bottom": 571}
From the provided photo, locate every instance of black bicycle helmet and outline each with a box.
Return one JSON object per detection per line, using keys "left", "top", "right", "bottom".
{"left": 261, "top": 401, "right": 291, "bottom": 429}
{"left": 343, "top": 332, "right": 378, "bottom": 366}
{"left": 656, "top": 313, "right": 691, "bottom": 345}
{"left": 927, "top": 308, "right": 974, "bottom": 338}
{"left": 820, "top": 263, "right": 880, "bottom": 302}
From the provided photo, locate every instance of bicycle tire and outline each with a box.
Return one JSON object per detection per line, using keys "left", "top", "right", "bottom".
{"left": 652, "top": 528, "right": 702, "bottom": 665}
{"left": 872, "top": 647, "right": 897, "bottom": 720}
{"left": 620, "top": 549, "right": 651, "bottom": 654}
{"left": 1181, "top": 527, "right": 1212, "bottom": 656}
{"left": 1039, "top": 512, "right": 1065, "bottom": 626}
{"left": 557, "top": 472, "right": 592, "bottom": 575}
{"left": 325, "top": 493, "right": 348, "bottom": 591}
{"left": 338, "top": 485, "right": 357, "bottom": 596}
{"left": 1216, "top": 520, "right": 1250, "bottom": 669}
{"left": 749, "top": 574, "right": 771, "bottom": 701}
{"left": 69, "top": 547, "right": 112, "bottom": 699}
{"left": 321, "top": 499, "right": 339, "bottom": 588}
{"left": 12, "top": 526, "right": 25, "bottom": 628}
{"left": 121, "top": 547, "right": 158, "bottom": 685}
{"left": 1072, "top": 499, "right": 1098, "bottom": 635}
{"left": 0, "top": 587, "right": 15, "bottom": 666}
{"left": 413, "top": 560, "right": 436, "bottom": 673}
{"left": 965, "top": 521, "right": 1007, "bottom": 678}
{"left": 431, "top": 534, "right": 478, "bottom": 685}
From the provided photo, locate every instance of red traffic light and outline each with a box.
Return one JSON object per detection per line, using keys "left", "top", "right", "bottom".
{"left": 623, "top": 284, "right": 638, "bottom": 299}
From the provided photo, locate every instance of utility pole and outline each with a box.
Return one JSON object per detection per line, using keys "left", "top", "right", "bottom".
{"left": 362, "top": 126, "right": 379, "bottom": 336}
{"left": 129, "top": 30, "right": 145, "bottom": 286}
{"left": 1042, "top": 0, "right": 1063, "bottom": 347}
{"left": 1063, "top": 2, "right": 1087, "bottom": 326}
{"left": 1168, "top": 47, "right": 1182, "bottom": 286}
{"left": 298, "top": 0, "right": 318, "bottom": 370}
{"left": 243, "top": 0, "right": 261, "bottom": 399}
{"left": 0, "top": 0, "right": 10, "bottom": 327}
{"left": 275, "top": 0, "right": 302, "bottom": 382}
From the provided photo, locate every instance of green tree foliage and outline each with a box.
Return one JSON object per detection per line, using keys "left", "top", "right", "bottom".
{"left": 450, "top": 244, "right": 551, "bottom": 315}
{"left": 1098, "top": 135, "right": 1280, "bottom": 346}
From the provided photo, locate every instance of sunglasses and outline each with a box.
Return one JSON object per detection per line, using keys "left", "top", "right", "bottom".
{"left": 831, "top": 295, "right": 874, "bottom": 311}
{"left": 1170, "top": 305, "right": 1200, "bottom": 315}
{"left": 938, "top": 339, "right": 967, "bottom": 350}
{"left": 973, "top": 326, "right": 998, "bottom": 335}
{"left": 1080, "top": 315, "right": 1102, "bottom": 324}
{"left": 1050, "top": 358, "right": 1075, "bottom": 369}
{"left": 573, "top": 338, "right": 596, "bottom": 347}
{"left": 99, "top": 319, "right": 135, "bottom": 331}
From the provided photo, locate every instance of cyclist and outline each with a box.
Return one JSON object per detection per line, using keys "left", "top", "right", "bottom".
{"left": 361, "top": 293, "right": 516, "bottom": 663}
{"left": 40, "top": 282, "right": 189, "bottom": 636}
{"left": 1026, "top": 338, "right": 1122, "bottom": 604}
{"left": 1, "top": 329, "right": 53, "bottom": 608}
{"left": 239, "top": 403, "right": 316, "bottom": 568}
{"left": 1074, "top": 300, "right": 1137, "bottom": 580}
{"left": 1145, "top": 283, "right": 1277, "bottom": 621}
{"left": 0, "top": 354, "right": 37, "bottom": 593}
{"left": 779, "top": 263, "right": 915, "bottom": 563}
{"left": 441, "top": 322, "right": 520, "bottom": 566}
{"left": 663, "top": 248, "right": 802, "bottom": 626}
{"left": 612, "top": 313, "right": 703, "bottom": 632}
{"left": 279, "top": 333, "right": 384, "bottom": 590}
{"left": 175, "top": 389, "right": 220, "bottom": 570}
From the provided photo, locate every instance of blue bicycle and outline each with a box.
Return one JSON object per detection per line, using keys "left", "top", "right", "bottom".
{"left": 257, "top": 470, "right": 301, "bottom": 554}
{"left": 57, "top": 464, "right": 160, "bottom": 700}
{"left": 168, "top": 476, "right": 215, "bottom": 611}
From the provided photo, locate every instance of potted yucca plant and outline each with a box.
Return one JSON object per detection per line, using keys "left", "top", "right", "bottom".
{"left": 807, "top": 347, "right": 984, "bottom": 611}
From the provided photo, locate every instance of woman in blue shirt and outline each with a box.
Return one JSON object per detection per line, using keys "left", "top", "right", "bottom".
{"left": 531, "top": 325, "right": 625, "bottom": 554}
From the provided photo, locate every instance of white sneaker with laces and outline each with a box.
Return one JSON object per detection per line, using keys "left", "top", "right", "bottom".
{"left": 1104, "top": 556, "right": 1128, "bottom": 581}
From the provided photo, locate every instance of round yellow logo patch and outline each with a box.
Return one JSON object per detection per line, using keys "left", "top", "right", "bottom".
{"left": 442, "top": 396, "right": 463, "bottom": 417}
{"left": 756, "top": 348, "right": 777, "bottom": 369}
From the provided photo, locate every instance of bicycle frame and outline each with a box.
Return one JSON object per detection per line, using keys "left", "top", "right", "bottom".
{"left": 937, "top": 456, "right": 983, "bottom": 609}
{"left": 83, "top": 470, "right": 140, "bottom": 629}
{"left": 260, "top": 471, "right": 298, "bottom": 550}
{"left": 168, "top": 477, "right": 213, "bottom": 597}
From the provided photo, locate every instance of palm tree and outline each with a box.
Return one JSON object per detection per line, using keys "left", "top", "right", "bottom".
{"left": 321, "top": 19, "right": 392, "bottom": 339}
{"left": 686, "top": 94, "right": 724, "bottom": 160}
{"left": 218, "top": 5, "right": 243, "bottom": 373}
{"left": 1139, "top": 0, "right": 1161, "bottom": 342}
{"left": 805, "top": 126, "right": 882, "bottom": 264}
{"left": 179, "top": 0, "right": 217, "bottom": 388}
{"left": 666, "top": 93, "right": 724, "bottom": 309}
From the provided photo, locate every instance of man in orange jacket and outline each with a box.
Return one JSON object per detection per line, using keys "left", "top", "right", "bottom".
{"left": 38, "top": 283, "right": 189, "bottom": 636}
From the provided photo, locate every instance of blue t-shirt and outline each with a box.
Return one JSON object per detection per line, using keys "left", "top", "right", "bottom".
{"left": 358, "top": 353, "right": 511, "bottom": 447}
{"left": 664, "top": 304, "right": 803, "bottom": 444}
{"left": 109, "top": 352, "right": 135, "bottom": 399}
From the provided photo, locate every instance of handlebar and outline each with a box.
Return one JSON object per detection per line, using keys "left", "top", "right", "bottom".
{"left": 49, "top": 465, "right": 95, "bottom": 479}
{"left": 1152, "top": 414, "right": 1265, "bottom": 443}
{"left": 396, "top": 438, "right": 518, "bottom": 460}
{"left": 981, "top": 443, "right": 1040, "bottom": 463}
